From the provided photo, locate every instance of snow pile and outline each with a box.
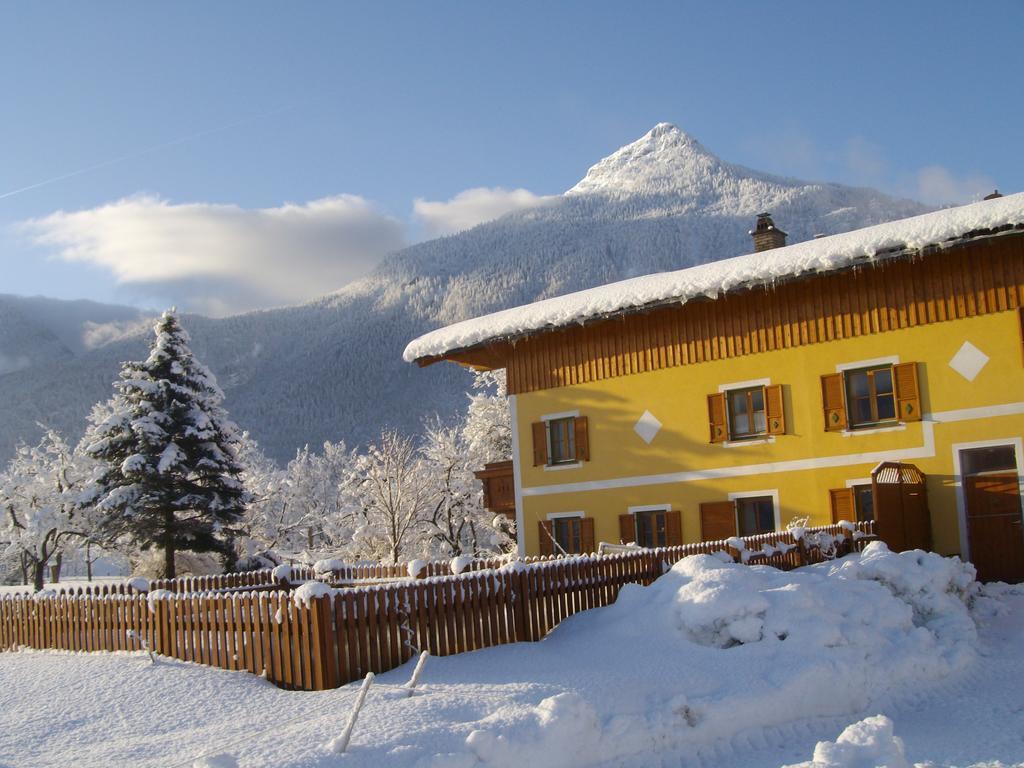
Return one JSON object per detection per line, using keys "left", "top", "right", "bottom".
{"left": 450, "top": 555, "right": 474, "bottom": 575}
{"left": 783, "top": 715, "right": 911, "bottom": 768}
{"left": 128, "top": 576, "right": 149, "bottom": 593}
{"left": 291, "top": 581, "right": 332, "bottom": 607}
{"left": 313, "top": 558, "right": 346, "bottom": 577}
{"left": 404, "top": 192, "right": 1024, "bottom": 361}
{"left": 270, "top": 563, "right": 292, "bottom": 584}
{"left": 456, "top": 543, "right": 980, "bottom": 767}
{"left": 407, "top": 559, "right": 427, "bottom": 579}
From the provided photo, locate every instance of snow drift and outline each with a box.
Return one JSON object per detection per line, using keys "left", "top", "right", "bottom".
{"left": 455, "top": 543, "right": 982, "bottom": 768}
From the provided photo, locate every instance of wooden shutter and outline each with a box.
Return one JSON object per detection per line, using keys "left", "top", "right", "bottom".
{"left": 665, "top": 510, "right": 682, "bottom": 546}
{"left": 829, "top": 488, "right": 855, "bottom": 524}
{"left": 699, "top": 501, "right": 737, "bottom": 541}
{"left": 579, "top": 517, "right": 595, "bottom": 553}
{"left": 531, "top": 421, "right": 548, "bottom": 466}
{"left": 893, "top": 362, "right": 921, "bottom": 422}
{"left": 618, "top": 513, "right": 635, "bottom": 545}
{"left": 707, "top": 392, "right": 727, "bottom": 443}
{"left": 574, "top": 416, "right": 590, "bottom": 461}
{"left": 765, "top": 384, "right": 785, "bottom": 435}
{"left": 538, "top": 520, "right": 554, "bottom": 555}
{"left": 820, "top": 373, "right": 847, "bottom": 431}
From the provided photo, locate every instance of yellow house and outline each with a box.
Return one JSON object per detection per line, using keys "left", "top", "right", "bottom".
{"left": 405, "top": 194, "right": 1024, "bottom": 582}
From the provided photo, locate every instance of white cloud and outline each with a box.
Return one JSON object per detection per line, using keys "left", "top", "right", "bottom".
{"left": 21, "top": 194, "right": 406, "bottom": 316}
{"left": 413, "top": 187, "right": 556, "bottom": 238}
{"left": 913, "top": 166, "right": 996, "bottom": 206}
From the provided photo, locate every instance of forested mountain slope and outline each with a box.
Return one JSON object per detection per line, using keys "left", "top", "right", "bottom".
{"left": 0, "top": 124, "right": 929, "bottom": 463}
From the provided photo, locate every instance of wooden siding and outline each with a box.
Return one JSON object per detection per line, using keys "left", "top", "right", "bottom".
{"left": 502, "top": 234, "right": 1024, "bottom": 394}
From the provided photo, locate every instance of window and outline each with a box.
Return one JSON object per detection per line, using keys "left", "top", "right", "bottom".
{"left": 822, "top": 362, "right": 920, "bottom": 432}
{"left": 634, "top": 509, "right": 668, "bottom": 548}
{"left": 547, "top": 417, "right": 576, "bottom": 465}
{"left": 619, "top": 507, "right": 682, "bottom": 548}
{"left": 845, "top": 365, "right": 896, "bottom": 427}
{"left": 553, "top": 517, "right": 582, "bottom": 553}
{"left": 531, "top": 415, "right": 589, "bottom": 466}
{"left": 736, "top": 496, "right": 775, "bottom": 536}
{"left": 708, "top": 384, "right": 785, "bottom": 443}
{"left": 852, "top": 485, "right": 874, "bottom": 523}
{"left": 538, "top": 516, "right": 594, "bottom": 555}
{"left": 727, "top": 387, "right": 767, "bottom": 439}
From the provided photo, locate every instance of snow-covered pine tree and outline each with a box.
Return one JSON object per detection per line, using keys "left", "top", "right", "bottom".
{"left": 81, "top": 310, "right": 249, "bottom": 578}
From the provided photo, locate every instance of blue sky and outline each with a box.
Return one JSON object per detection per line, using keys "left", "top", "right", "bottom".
{"left": 1, "top": 1, "right": 1020, "bottom": 314}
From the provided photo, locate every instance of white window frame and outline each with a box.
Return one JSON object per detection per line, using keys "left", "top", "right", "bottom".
{"left": 545, "top": 511, "right": 585, "bottom": 520}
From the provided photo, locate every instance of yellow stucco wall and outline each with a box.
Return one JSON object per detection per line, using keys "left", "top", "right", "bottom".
{"left": 514, "top": 310, "right": 1024, "bottom": 557}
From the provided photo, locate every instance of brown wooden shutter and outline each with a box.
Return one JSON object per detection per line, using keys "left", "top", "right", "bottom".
{"left": 574, "top": 416, "right": 590, "bottom": 461}
{"left": 707, "top": 392, "right": 728, "bottom": 443}
{"left": 665, "top": 510, "right": 682, "bottom": 546}
{"left": 893, "top": 362, "right": 921, "bottom": 422}
{"left": 765, "top": 384, "right": 785, "bottom": 435}
{"left": 618, "top": 514, "right": 635, "bottom": 545}
{"left": 531, "top": 421, "right": 548, "bottom": 466}
{"left": 699, "top": 501, "right": 737, "bottom": 541}
{"left": 829, "top": 488, "right": 855, "bottom": 524}
{"left": 579, "top": 517, "right": 595, "bottom": 553}
{"left": 538, "top": 520, "right": 554, "bottom": 555}
{"left": 820, "top": 373, "right": 847, "bottom": 431}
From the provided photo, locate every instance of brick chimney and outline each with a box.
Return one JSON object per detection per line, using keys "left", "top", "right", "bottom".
{"left": 750, "top": 212, "right": 787, "bottom": 252}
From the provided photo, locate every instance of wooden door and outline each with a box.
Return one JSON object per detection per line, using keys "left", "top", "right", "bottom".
{"left": 967, "top": 473, "right": 1024, "bottom": 583}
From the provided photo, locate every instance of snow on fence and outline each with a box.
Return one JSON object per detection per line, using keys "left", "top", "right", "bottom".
{"left": 0, "top": 522, "right": 874, "bottom": 691}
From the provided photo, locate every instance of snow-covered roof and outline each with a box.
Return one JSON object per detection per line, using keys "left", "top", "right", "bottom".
{"left": 404, "top": 192, "right": 1024, "bottom": 363}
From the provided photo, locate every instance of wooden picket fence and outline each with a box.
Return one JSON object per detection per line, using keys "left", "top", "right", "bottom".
{"left": 0, "top": 522, "right": 875, "bottom": 690}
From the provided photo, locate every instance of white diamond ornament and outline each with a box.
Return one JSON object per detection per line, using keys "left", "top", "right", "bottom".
{"left": 634, "top": 410, "right": 662, "bottom": 444}
{"left": 948, "top": 341, "right": 989, "bottom": 382}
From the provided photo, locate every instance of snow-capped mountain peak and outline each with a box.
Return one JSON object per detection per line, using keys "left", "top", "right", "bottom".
{"left": 0, "top": 127, "right": 930, "bottom": 464}
{"left": 567, "top": 122, "right": 732, "bottom": 197}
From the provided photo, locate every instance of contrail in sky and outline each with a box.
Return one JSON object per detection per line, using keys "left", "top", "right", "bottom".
{"left": 0, "top": 104, "right": 294, "bottom": 202}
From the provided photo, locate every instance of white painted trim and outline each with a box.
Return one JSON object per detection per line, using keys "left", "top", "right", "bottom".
{"left": 509, "top": 395, "right": 526, "bottom": 557}
{"left": 627, "top": 503, "right": 671, "bottom": 514}
{"left": 718, "top": 377, "right": 771, "bottom": 393}
{"left": 723, "top": 436, "right": 776, "bottom": 448}
{"left": 835, "top": 355, "right": 899, "bottom": 372}
{"left": 951, "top": 437, "right": 1024, "bottom": 561}
{"left": 728, "top": 489, "right": 781, "bottom": 530}
{"left": 543, "top": 461, "right": 582, "bottom": 472}
{"left": 540, "top": 409, "right": 579, "bottom": 422}
{"left": 841, "top": 423, "right": 906, "bottom": 437}
{"left": 521, "top": 402, "right": 1024, "bottom": 498}
{"left": 546, "top": 511, "right": 585, "bottom": 520}
{"left": 844, "top": 477, "right": 872, "bottom": 488}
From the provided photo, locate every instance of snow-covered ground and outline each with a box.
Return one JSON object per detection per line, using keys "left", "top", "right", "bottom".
{"left": 1, "top": 543, "right": 1021, "bottom": 768}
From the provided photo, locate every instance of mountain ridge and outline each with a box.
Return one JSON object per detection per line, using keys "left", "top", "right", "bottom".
{"left": 0, "top": 124, "right": 931, "bottom": 464}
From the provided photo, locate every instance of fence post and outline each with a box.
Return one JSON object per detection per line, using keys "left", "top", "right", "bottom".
{"left": 512, "top": 569, "right": 531, "bottom": 643}
{"left": 310, "top": 594, "right": 334, "bottom": 690}
{"left": 154, "top": 597, "right": 166, "bottom": 656}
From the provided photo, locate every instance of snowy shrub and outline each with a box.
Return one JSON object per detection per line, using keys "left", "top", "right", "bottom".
{"left": 235, "top": 550, "right": 281, "bottom": 572}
